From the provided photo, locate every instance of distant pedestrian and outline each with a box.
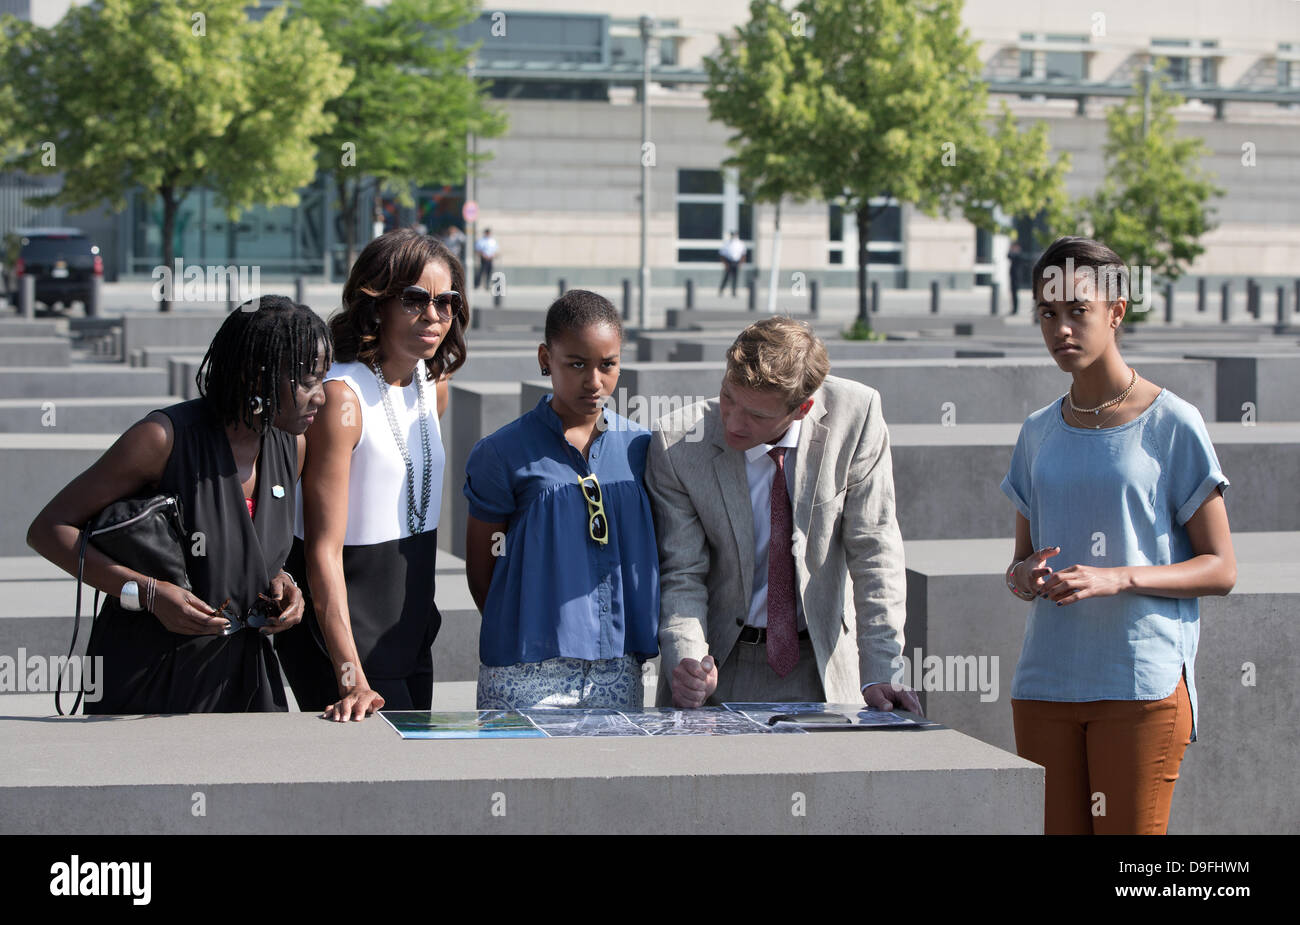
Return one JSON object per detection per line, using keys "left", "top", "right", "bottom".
{"left": 443, "top": 225, "right": 467, "bottom": 264}
{"left": 475, "top": 228, "right": 499, "bottom": 290}
{"left": 1007, "top": 240, "right": 1028, "bottom": 314}
{"left": 718, "top": 231, "right": 746, "bottom": 297}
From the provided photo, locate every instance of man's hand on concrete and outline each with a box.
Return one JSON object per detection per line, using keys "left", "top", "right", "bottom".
{"left": 864, "top": 681, "right": 923, "bottom": 716}
{"left": 671, "top": 656, "right": 718, "bottom": 708}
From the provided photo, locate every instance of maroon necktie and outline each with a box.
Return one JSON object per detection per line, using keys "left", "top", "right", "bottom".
{"left": 766, "top": 447, "right": 798, "bottom": 677}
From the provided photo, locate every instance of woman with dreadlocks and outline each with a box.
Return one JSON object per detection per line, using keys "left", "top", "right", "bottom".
{"left": 27, "top": 296, "right": 331, "bottom": 713}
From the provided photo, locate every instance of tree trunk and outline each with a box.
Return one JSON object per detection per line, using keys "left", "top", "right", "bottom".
{"left": 855, "top": 204, "right": 871, "bottom": 327}
{"left": 338, "top": 174, "right": 359, "bottom": 274}
{"left": 159, "top": 186, "right": 177, "bottom": 313}
{"left": 766, "top": 199, "right": 782, "bottom": 314}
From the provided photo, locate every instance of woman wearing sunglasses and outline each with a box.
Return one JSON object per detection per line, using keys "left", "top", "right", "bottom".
{"left": 275, "top": 228, "right": 468, "bottom": 721}
{"left": 463, "top": 290, "right": 659, "bottom": 710}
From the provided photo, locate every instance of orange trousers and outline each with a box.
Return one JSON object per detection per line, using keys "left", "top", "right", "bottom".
{"left": 1011, "top": 675, "right": 1193, "bottom": 835}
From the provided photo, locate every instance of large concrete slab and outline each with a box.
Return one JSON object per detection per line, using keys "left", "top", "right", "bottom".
{"left": 0, "top": 366, "right": 169, "bottom": 400}
{"left": 1184, "top": 353, "right": 1300, "bottom": 423}
{"left": 119, "top": 313, "right": 227, "bottom": 361}
{"left": 902, "top": 531, "right": 1300, "bottom": 835}
{"left": 445, "top": 381, "right": 524, "bottom": 559}
{"left": 889, "top": 421, "right": 1300, "bottom": 540}
{"left": 0, "top": 435, "right": 114, "bottom": 555}
{"left": 0, "top": 337, "right": 71, "bottom": 367}
{"left": 0, "top": 320, "right": 65, "bottom": 338}
{"left": 0, "top": 396, "right": 174, "bottom": 433}
{"left": 617, "top": 356, "right": 1215, "bottom": 425}
{"left": 0, "top": 712, "right": 1042, "bottom": 834}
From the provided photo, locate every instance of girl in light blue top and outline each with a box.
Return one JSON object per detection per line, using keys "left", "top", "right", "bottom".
{"left": 1001, "top": 236, "right": 1235, "bottom": 835}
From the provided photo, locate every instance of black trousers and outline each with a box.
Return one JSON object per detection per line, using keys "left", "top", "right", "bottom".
{"left": 719, "top": 260, "right": 740, "bottom": 295}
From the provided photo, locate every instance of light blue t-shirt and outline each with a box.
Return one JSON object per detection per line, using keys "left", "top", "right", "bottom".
{"left": 1000, "top": 389, "right": 1229, "bottom": 742}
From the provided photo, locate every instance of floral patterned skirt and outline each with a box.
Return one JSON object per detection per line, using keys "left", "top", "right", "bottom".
{"left": 476, "top": 655, "right": 644, "bottom": 710}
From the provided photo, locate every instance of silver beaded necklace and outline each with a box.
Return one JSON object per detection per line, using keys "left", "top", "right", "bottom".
{"left": 371, "top": 360, "right": 433, "bottom": 536}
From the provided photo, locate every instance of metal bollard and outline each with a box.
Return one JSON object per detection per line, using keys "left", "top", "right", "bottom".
{"left": 294, "top": 275, "right": 306, "bottom": 306}
{"left": 1278, "top": 286, "right": 1287, "bottom": 325}
{"left": 685, "top": 278, "right": 694, "bottom": 309}
{"left": 86, "top": 276, "right": 102, "bottom": 318}
{"left": 871, "top": 280, "right": 880, "bottom": 314}
{"left": 1164, "top": 282, "right": 1174, "bottom": 324}
{"left": 1197, "top": 277, "right": 1206, "bottom": 313}
{"left": 930, "top": 279, "right": 940, "bottom": 314}
{"left": 622, "top": 278, "right": 632, "bottom": 321}
{"left": 20, "top": 275, "right": 34, "bottom": 320}
{"left": 1220, "top": 282, "right": 1231, "bottom": 322}
{"left": 747, "top": 277, "right": 756, "bottom": 312}
{"left": 557, "top": 278, "right": 566, "bottom": 297}
{"left": 989, "top": 281, "right": 1000, "bottom": 316}
{"left": 1247, "top": 279, "right": 1259, "bottom": 319}
{"left": 809, "top": 279, "right": 819, "bottom": 316}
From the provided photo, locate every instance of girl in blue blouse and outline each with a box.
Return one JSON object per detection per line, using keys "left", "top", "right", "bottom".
{"left": 463, "top": 289, "right": 659, "bottom": 710}
{"left": 1001, "top": 236, "right": 1236, "bottom": 835}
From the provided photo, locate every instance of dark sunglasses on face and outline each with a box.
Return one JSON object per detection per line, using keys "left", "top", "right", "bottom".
{"left": 399, "top": 286, "right": 461, "bottom": 320}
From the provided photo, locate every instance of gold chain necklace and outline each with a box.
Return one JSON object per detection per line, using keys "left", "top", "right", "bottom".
{"left": 1069, "top": 367, "right": 1137, "bottom": 416}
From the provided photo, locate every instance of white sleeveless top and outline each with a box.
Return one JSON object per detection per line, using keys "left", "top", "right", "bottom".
{"left": 295, "top": 359, "right": 445, "bottom": 546}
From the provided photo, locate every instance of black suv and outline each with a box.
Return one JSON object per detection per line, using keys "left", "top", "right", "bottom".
{"left": 2, "top": 227, "right": 103, "bottom": 313}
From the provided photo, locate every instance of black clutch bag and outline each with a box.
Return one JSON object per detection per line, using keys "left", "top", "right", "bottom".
{"left": 59, "top": 494, "right": 192, "bottom": 715}
{"left": 85, "top": 494, "right": 191, "bottom": 591}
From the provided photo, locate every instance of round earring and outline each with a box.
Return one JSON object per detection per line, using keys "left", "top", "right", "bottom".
{"left": 249, "top": 395, "right": 265, "bottom": 415}
{"left": 541, "top": 367, "right": 550, "bottom": 375}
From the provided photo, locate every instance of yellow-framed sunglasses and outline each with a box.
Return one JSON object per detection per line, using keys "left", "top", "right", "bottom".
{"left": 579, "top": 474, "right": 609, "bottom": 545}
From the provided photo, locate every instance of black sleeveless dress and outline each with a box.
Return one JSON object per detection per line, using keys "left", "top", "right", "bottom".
{"left": 84, "top": 399, "right": 297, "bottom": 713}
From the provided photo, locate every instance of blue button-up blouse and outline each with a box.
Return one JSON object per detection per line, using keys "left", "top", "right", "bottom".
{"left": 464, "top": 396, "right": 660, "bottom": 666}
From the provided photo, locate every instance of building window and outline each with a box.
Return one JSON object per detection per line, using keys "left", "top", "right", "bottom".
{"left": 1018, "top": 33, "right": 1035, "bottom": 78}
{"left": 1151, "top": 38, "right": 1215, "bottom": 85}
{"left": 676, "top": 169, "right": 751, "bottom": 263}
{"left": 1043, "top": 34, "right": 1087, "bottom": 81}
{"left": 828, "top": 199, "right": 902, "bottom": 267}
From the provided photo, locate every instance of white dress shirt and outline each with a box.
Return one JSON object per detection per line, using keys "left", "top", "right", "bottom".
{"left": 743, "top": 419, "right": 806, "bottom": 630}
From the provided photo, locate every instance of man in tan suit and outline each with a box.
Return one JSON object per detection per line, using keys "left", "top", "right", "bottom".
{"left": 646, "top": 317, "right": 920, "bottom": 710}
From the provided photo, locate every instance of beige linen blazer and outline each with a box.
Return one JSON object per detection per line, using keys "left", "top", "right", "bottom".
{"left": 645, "top": 375, "right": 907, "bottom": 705}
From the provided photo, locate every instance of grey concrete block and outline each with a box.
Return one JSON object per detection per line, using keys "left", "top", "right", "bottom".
{"left": 0, "top": 366, "right": 169, "bottom": 400}
{"left": 902, "top": 532, "right": 1300, "bottom": 834}
{"left": 0, "top": 712, "right": 1042, "bottom": 834}
{"left": 119, "top": 313, "right": 227, "bottom": 360}
{"left": 0, "top": 436, "right": 114, "bottom": 555}
{"left": 618, "top": 357, "right": 1214, "bottom": 425}
{"left": 446, "top": 382, "right": 524, "bottom": 559}
{"left": 0, "top": 397, "right": 173, "bottom": 434}
{"left": 890, "top": 422, "right": 1300, "bottom": 540}
{"left": 0, "top": 320, "right": 64, "bottom": 338}
{"left": 0, "top": 337, "right": 70, "bottom": 367}
{"left": 1185, "top": 353, "right": 1300, "bottom": 423}
{"left": 167, "top": 358, "right": 202, "bottom": 400}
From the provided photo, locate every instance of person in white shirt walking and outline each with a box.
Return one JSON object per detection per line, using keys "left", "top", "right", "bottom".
{"left": 475, "top": 229, "right": 499, "bottom": 290}
{"left": 718, "top": 231, "right": 747, "bottom": 297}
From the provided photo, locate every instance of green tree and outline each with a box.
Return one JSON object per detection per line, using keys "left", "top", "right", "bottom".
{"left": 705, "top": 0, "right": 1071, "bottom": 326}
{"left": 296, "top": 0, "right": 506, "bottom": 270}
{"left": 0, "top": 0, "right": 351, "bottom": 310}
{"left": 704, "top": 0, "right": 823, "bottom": 311}
{"left": 1071, "top": 63, "right": 1223, "bottom": 319}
